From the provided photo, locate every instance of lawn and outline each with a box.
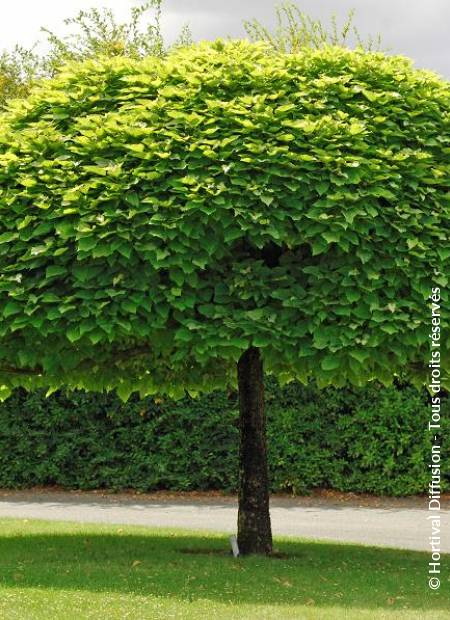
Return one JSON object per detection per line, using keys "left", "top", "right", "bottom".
{"left": 0, "top": 519, "right": 447, "bottom": 619}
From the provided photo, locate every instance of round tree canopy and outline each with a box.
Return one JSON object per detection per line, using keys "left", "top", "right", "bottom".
{"left": 0, "top": 41, "right": 448, "bottom": 399}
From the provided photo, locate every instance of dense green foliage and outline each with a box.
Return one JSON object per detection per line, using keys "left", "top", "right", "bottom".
{"left": 0, "top": 1, "right": 377, "bottom": 110}
{"left": 0, "top": 41, "right": 449, "bottom": 400}
{"left": 0, "top": 381, "right": 447, "bottom": 495}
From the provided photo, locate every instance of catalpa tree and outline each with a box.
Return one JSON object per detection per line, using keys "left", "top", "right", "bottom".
{"left": 0, "top": 41, "right": 448, "bottom": 554}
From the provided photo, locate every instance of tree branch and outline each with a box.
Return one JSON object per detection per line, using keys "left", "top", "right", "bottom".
{"left": 0, "top": 365, "right": 43, "bottom": 376}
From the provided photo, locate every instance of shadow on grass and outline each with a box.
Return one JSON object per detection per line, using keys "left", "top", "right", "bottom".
{"left": 0, "top": 523, "right": 447, "bottom": 611}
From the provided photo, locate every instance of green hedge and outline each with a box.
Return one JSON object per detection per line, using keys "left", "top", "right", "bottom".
{"left": 0, "top": 381, "right": 447, "bottom": 496}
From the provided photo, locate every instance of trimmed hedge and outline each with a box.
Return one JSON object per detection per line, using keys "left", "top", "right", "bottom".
{"left": 0, "top": 381, "right": 447, "bottom": 496}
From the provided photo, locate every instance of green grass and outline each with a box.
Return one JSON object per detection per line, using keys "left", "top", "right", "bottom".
{"left": 0, "top": 519, "right": 448, "bottom": 619}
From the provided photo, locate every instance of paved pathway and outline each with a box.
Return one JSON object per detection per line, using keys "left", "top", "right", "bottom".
{"left": 0, "top": 491, "right": 448, "bottom": 552}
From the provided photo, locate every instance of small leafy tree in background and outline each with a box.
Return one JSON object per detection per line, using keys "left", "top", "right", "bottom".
{"left": 0, "top": 46, "right": 42, "bottom": 107}
{"left": 0, "top": 0, "right": 191, "bottom": 107}
{"left": 0, "top": 41, "right": 448, "bottom": 554}
{"left": 244, "top": 2, "right": 382, "bottom": 53}
{"left": 41, "top": 0, "right": 191, "bottom": 71}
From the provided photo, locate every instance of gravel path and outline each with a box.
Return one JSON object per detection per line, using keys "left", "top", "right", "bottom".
{"left": 0, "top": 490, "right": 448, "bottom": 552}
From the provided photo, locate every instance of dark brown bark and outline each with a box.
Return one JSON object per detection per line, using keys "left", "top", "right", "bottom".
{"left": 237, "top": 347, "right": 273, "bottom": 555}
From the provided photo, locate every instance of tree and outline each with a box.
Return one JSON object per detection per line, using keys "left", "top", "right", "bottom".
{"left": 0, "top": 40, "right": 448, "bottom": 554}
{"left": 244, "top": 2, "right": 382, "bottom": 53}
{"left": 41, "top": 0, "right": 191, "bottom": 71}
{"left": 0, "top": 1, "right": 191, "bottom": 108}
{"left": 0, "top": 45, "right": 42, "bottom": 107}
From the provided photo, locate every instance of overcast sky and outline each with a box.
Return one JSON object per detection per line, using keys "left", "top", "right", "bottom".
{"left": 1, "top": 0, "right": 449, "bottom": 78}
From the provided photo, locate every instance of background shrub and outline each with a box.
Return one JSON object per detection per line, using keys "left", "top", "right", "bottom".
{"left": 0, "top": 381, "right": 447, "bottom": 496}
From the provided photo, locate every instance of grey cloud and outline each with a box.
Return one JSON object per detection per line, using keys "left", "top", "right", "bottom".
{"left": 161, "top": 0, "right": 450, "bottom": 77}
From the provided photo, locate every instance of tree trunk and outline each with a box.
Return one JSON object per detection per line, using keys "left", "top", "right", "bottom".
{"left": 237, "top": 346, "right": 273, "bottom": 555}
